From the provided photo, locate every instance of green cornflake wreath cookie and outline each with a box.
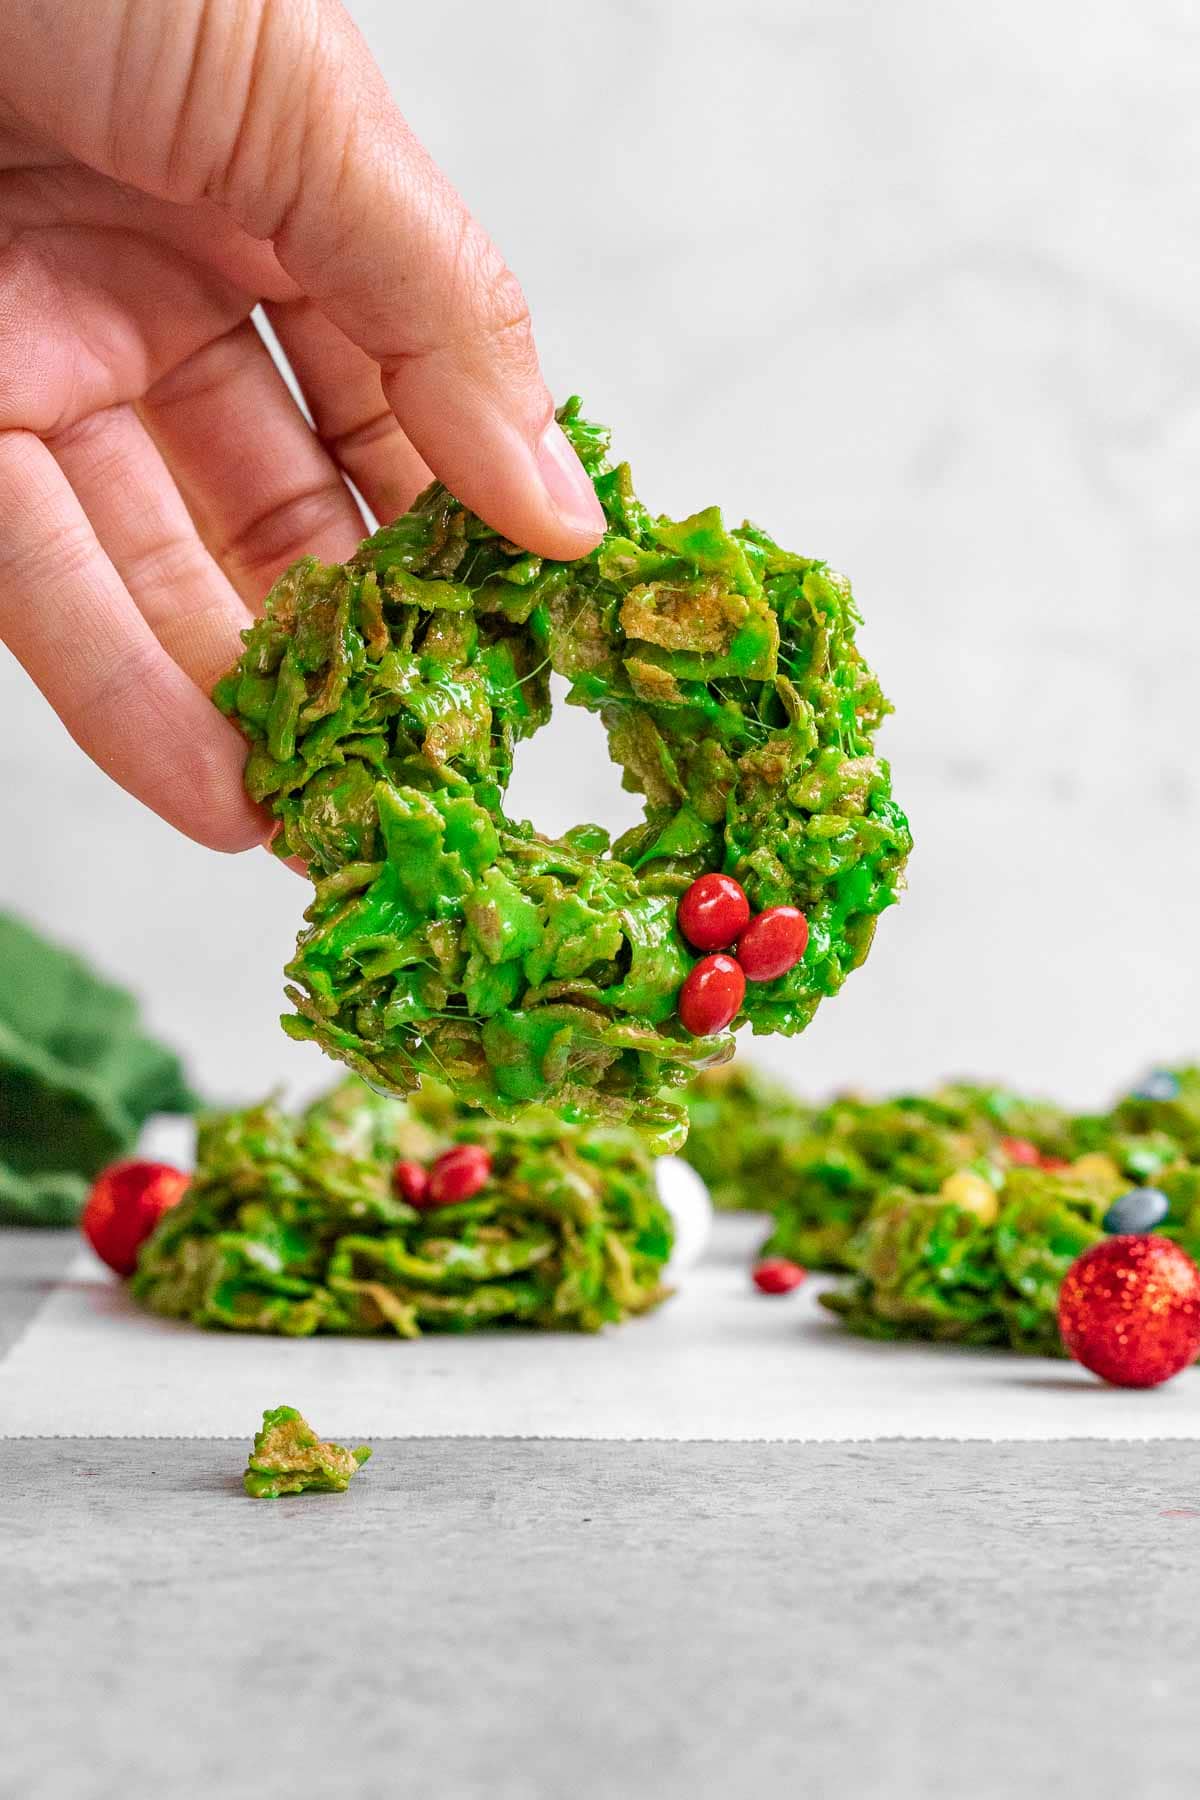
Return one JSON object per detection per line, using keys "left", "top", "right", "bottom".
{"left": 243, "top": 1405, "right": 371, "bottom": 1499}
{"left": 678, "top": 1068, "right": 1074, "bottom": 1270}
{"left": 820, "top": 1158, "right": 1123, "bottom": 1353}
{"left": 761, "top": 1090, "right": 1016, "bottom": 1271}
{"left": 131, "top": 1077, "right": 673, "bottom": 1336}
{"left": 215, "top": 403, "right": 910, "bottom": 1142}
{"left": 821, "top": 1149, "right": 1200, "bottom": 1355}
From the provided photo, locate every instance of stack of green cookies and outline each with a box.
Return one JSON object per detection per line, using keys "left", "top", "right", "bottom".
{"left": 679, "top": 1060, "right": 1200, "bottom": 1354}
{"left": 132, "top": 1076, "right": 674, "bottom": 1336}
{"left": 682, "top": 1065, "right": 1074, "bottom": 1267}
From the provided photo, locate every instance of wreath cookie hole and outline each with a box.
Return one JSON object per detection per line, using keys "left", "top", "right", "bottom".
{"left": 505, "top": 673, "right": 643, "bottom": 849}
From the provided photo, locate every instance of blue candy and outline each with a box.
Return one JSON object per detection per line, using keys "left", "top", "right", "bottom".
{"left": 1132, "top": 1070, "right": 1180, "bottom": 1103}
{"left": 1102, "top": 1187, "right": 1171, "bottom": 1236}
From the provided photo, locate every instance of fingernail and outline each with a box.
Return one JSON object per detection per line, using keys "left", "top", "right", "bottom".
{"left": 263, "top": 824, "right": 309, "bottom": 877}
{"left": 535, "top": 422, "right": 606, "bottom": 542}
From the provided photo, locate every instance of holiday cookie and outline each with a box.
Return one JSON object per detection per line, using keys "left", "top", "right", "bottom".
{"left": 728, "top": 1077, "right": 1074, "bottom": 1270}
{"left": 821, "top": 1156, "right": 1124, "bottom": 1352}
{"left": 131, "top": 1077, "right": 674, "bottom": 1336}
{"left": 818, "top": 1151, "right": 1200, "bottom": 1358}
{"left": 215, "top": 404, "right": 910, "bottom": 1142}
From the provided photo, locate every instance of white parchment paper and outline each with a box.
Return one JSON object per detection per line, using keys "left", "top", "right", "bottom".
{"left": 4, "top": 1218, "right": 1199, "bottom": 1440}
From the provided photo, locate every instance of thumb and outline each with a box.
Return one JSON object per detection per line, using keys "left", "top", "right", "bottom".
{"left": 3, "top": 0, "right": 606, "bottom": 559}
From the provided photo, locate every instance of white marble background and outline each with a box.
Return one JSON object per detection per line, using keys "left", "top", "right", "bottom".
{"left": 2, "top": 0, "right": 1198, "bottom": 1114}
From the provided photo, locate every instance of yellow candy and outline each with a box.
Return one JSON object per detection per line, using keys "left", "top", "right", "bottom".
{"left": 939, "top": 1169, "right": 999, "bottom": 1224}
{"left": 1071, "top": 1153, "right": 1122, "bottom": 1189}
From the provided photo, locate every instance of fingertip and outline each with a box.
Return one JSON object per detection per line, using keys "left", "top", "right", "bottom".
{"left": 212, "top": 820, "right": 276, "bottom": 856}
{"left": 176, "top": 802, "right": 269, "bottom": 857}
{"left": 384, "top": 364, "right": 606, "bottom": 561}
{"left": 191, "top": 791, "right": 273, "bottom": 857}
{"left": 533, "top": 421, "right": 607, "bottom": 556}
{"left": 172, "top": 723, "right": 272, "bottom": 855}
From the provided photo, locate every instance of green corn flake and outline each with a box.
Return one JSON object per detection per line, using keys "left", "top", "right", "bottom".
{"left": 243, "top": 1405, "right": 371, "bottom": 1499}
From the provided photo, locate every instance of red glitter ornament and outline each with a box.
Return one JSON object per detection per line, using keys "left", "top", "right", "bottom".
{"left": 428, "top": 1143, "right": 493, "bottom": 1206}
{"left": 1057, "top": 1235, "right": 1200, "bottom": 1388}
{"left": 678, "top": 953, "right": 745, "bottom": 1036}
{"left": 677, "top": 874, "right": 750, "bottom": 951}
{"left": 392, "top": 1159, "right": 430, "bottom": 1207}
{"left": 81, "top": 1160, "right": 190, "bottom": 1277}
{"left": 752, "top": 1258, "right": 807, "bottom": 1295}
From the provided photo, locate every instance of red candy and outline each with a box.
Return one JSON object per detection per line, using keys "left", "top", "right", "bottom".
{"left": 428, "top": 1143, "right": 493, "bottom": 1206}
{"left": 81, "top": 1160, "right": 190, "bottom": 1277}
{"left": 678, "top": 954, "right": 745, "bottom": 1037}
{"left": 674, "top": 888, "right": 809, "bottom": 1030}
{"left": 1057, "top": 1235, "right": 1200, "bottom": 1388}
{"left": 392, "top": 1159, "right": 430, "bottom": 1207}
{"left": 736, "top": 906, "right": 809, "bottom": 982}
{"left": 677, "top": 874, "right": 750, "bottom": 952}
{"left": 753, "top": 1258, "right": 807, "bottom": 1295}
{"left": 1001, "top": 1137, "right": 1041, "bottom": 1167}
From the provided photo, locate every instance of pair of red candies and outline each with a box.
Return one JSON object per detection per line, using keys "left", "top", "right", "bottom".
{"left": 392, "top": 1143, "right": 493, "bottom": 1209}
{"left": 676, "top": 875, "right": 808, "bottom": 1037}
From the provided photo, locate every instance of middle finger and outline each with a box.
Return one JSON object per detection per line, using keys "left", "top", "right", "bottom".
{"left": 139, "top": 315, "right": 366, "bottom": 607}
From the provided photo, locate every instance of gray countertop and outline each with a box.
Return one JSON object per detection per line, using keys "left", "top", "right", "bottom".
{"left": 4, "top": 1435, "right": 1200, "bottom": 1800}
{"left": 4, "top": 1231, "right": 1200, "bottom": 1799}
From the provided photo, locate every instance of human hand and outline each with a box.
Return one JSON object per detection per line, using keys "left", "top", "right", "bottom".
{"left": 0, "top": 0, "right": 605, "bottom": 850}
